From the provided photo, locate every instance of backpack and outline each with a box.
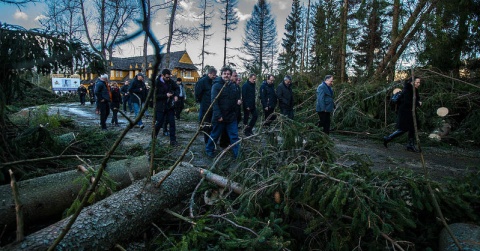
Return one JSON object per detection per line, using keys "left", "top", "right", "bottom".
{"left": 391, "top": 91, "right": 403, "bottom": 104}
{"left": 390, "top": 89, "right": 403, "bottom": 111}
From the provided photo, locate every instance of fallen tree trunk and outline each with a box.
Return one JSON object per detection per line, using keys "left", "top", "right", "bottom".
{"left": 0, "top": 156, "right": 151, "bottom": 232}
{"left": 4, "top": 164, "right": 201, "bottom": 250}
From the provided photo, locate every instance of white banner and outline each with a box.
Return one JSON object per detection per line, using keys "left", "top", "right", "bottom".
{"left": 52, "top": 78, "right": 81, "bottom": 91}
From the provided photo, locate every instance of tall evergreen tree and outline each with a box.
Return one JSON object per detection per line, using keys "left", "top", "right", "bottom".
{"left": 279, "top": 0, "right": 302, "bottom": 75}
{"left": 353, "top": 0, "right": 387, "bottom": 79}
{"left": 419, "top": 0, "right": 479, "bottom": 75}
{"left": 300, "top": 0, "right": 311, "bottom": 73}
{"left": 219, "top": 0, "right": 239, "bottom": 67}
{"left": 309, "top": 1, "right": 341, "bottom": 78}
{"left": 242, "top": 0, "right": 278, "bottom": 77}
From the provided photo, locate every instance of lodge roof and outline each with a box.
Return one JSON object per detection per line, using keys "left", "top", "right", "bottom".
{"left": 110, "top": 50, "right": 198, "bottom": 71}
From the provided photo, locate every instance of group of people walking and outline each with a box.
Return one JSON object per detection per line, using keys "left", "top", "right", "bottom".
{"left": 92, "top": 71, "right": 187, "bottom": 147}
{"left": 90, "top": 67, "right": 422, "bottom": 155}
{"left": 195, "top": 66, "right": 299, "bottom": 158}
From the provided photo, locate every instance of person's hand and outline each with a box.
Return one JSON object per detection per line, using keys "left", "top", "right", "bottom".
{"left": 174, "top": 96, "right": 178, "bottom": 102}
{"left": 247, "top": 107, "right": 250, "bottom": 111}
{"left": 237, "top": 100, "right": 242, "bottom": 105}
{"left": 139, "top": 88, "right": 142, "bottom": 91}
{"left": 419, "top": 101, "right": 422, "bottom": 106}
{"left": 218, "top": 117, "right": 223, "bottom": 122}
{"left": 265, "top": 107, "right": 268, "bottom": 111}
{"left": 167, "top": 93, "right": 173, "bottom": 97}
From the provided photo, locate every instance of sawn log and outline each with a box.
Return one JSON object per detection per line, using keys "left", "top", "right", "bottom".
{"left": 5, "top": 164, "right": 201, "bottom": 250}
{"left": 0, "top": 156, "right": 151, "bottom": 232}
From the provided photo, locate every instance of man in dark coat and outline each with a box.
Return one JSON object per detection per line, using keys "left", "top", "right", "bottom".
{"left": 174, "top": 78, "right": 186, "bottom": 120}
{"left": 87, "top": 82, "right": 95, "bottom": 104}
{"left": 129, "top": 73, "right": 147, "bottom": 129}
{"left": 315, "top": 75, "right": 335, "bottom": 134}
{"left": 95, "top": 74, "right": 111, "bottom": 130}
{"left": 242, "top": 73, "right": 258, "bottom": 136}
{"left": 194, "top": 67, "right": 217, "bottom": 143}
{"left": 383, "top": 77, "right": 422, "bottom": 152}
{"left": 277, "top": 75, "right": 294, "bottom": 119}
{"left": 120, "top": 80, "right": 132, "bottom": 113}
{"left": 154, "top": 69, "right": 179, "bottom": 146}
{"left": 259, "top": 74, "right": 277, "bottom": 126}
{"left": 77, "top": 84, "right": 87, "bottom": 105}
{"left": 110, "top": 82, "right": 122, "bottom": 126}
{"left": 205, "top": 66, "right": 241, "bottom": 158}
{"left": 219, "top": 70, "right": 242, "bottom": 148}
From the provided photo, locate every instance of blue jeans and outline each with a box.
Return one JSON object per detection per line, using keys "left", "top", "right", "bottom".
{"left": 123, "top": 96, "right": 132, "bottom": 112}
{"left": 206, "top": 120, "right": 240, "bottom": 158}
{"left": 132, "top": 102, "right": 143, "bottom": 126}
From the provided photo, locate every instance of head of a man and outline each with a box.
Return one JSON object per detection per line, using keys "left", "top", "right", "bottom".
{"left": 100, "top": 74, "right": 109, "bottom": 82}
{"left": 324, "top": 75, "right": 333, "bottom": 86}
{"left": 413, "top": 77, "right": 421, "bottom": 89}
{"left": 220, "top": 66, "right": 232, "bottom": 82}
{"left": 248, "top": 73, "right": 256, "bottom": 84}
{"left": 137, "top": 73, "right": 144, "bottom": 81}
{"left": 266, "top": 74, "right": 275, "bottom": 85}
{"left": 284, "top": 75, "right": 292, "bottom": 85}
{"left": 161, "top": 69, "right": 171, "bottom": 80}
{"left": 124, "top": 80, "right": 129, "bottom": 85}
{"left": 231, "top": 71, "right": 238, "bottom": 83}
{"left": 207, "top": 68, "right": 217, "bottom": 80}
{"left": 176, "top": 77, "right": 182, "bottom": 84}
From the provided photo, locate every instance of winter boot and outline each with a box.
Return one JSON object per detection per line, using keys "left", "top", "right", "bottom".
{"left": 406, "top": 138, "right": 420, "bottom": 152}
{"left": 383, "top": 130, "right": 405, "bottom": 148}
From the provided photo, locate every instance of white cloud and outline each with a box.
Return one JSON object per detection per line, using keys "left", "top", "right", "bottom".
{"left": 235, "top": 8, "right": 251, "bottom": 21}
{"left": 276, "top": 1, "right": 288, "bottom": 10}
{"left": 176, "top": 1, "right": 200, "bottom": 21}
{"left": 14, "top": 11, "right": 28, "bottom": 21}
{"left": 34, "top": 15, "right": 47, "bottom": 22}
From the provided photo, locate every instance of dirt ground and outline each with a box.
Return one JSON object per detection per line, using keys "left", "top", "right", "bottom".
{"left": 43, "top": 102, "right": 479, "bottom": 179}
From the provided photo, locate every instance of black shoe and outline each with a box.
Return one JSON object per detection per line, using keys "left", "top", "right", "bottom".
{"left": 170, "top": 141, "right": 178, "bottom": 147}
{"left": 383, "top": 136, "right": 389, "bottom": 148}
{"left": 140, "top": 125, "right": 145, "bottom": 129}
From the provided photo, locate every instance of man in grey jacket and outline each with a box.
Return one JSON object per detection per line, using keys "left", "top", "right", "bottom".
{"left": 315, "top": 75, "right": 335, "bottom": 134}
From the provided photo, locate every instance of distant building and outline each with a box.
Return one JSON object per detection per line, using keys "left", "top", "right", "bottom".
{"left": 80, "top": 50, "right": 200, "bottom": 86}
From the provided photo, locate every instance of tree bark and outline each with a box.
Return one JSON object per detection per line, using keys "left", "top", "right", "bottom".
{"left": 387, "top": 0, "right": 401, "bottom": 82}
{"left": 165, "top": 0, "right": 178, "bottom": 67}
{"left": 340, "top": 0, "right": 348, "bottom": 83}
{"left": 0, "top": 156, "right": 151, "bottom": 232}
{"left": 4, "top": 164, "right": 201, "bottom": 250}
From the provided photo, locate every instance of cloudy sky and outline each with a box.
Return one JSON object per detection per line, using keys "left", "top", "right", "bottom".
{"left": 0, "top": 0, "right": 306, "bottom": 71}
